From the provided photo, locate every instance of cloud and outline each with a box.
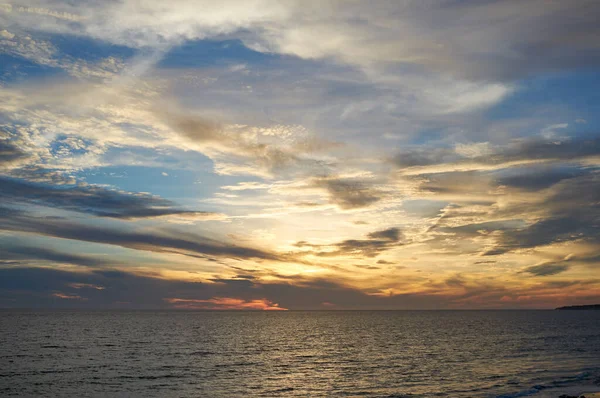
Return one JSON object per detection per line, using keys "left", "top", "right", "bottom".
{"left": 392, "top": 148, "right": 459, "bottom": 169}
{"left": 0, "top": 83, "right": 164, "bottom": 175}
{"left": 220, "top": 182, "right": 273, "bottom": 191}
{"left": 0, "top": 80, "right": 343, "bottom": 181}
{"left": 312, "top": 176, "right": 381, "bottom": 210}
{"left": 0, "top": 206, "right": 289, "bottom": 262}
{"left": 353, "top": 264, "right": 380, "bottom": 270}
{"left": 367, "top": 227, "right": 402, "bottom": 241}
{"left": 156, "top": 106, "right": 338, "bottom": 178}
{"left": 483, "top": 173, "right": 600, "bottom": 255}
{"left": 259, "top": 1, "right": 600, "bottom": 81}
{"left": 0, "top": 245, "right": 107, "bottom": 267}
{"left": 1, "top": 266, "right": 598, "bottom": 309}
{"left": 0, "top": 29, "right": 125, "bottom": 79}
{"left": 0, "top": 138, "right": 33, "bottom": 169}
{"left": 0, "top": 29, "right": 15, "bottom": 39}
{"left": 164, "top": 297, "right": 287, "bottom": 310}
{"left": 522, "top": 263, "right": 569, "bottom": 277}
{"left": 52, "top": 292, "right": 86, "bottom": 300}
{"left": 2, "top": 4, "right": 84, "bottom": 22}
{"left": 497, "top": 167, "right": 589, "bottom": 191}
{"left": 4, "top": 1, "right": 599, "bottom": 82}
{"left": 295, "top": 227, "right": 403, "bottom": 258}
{"left": 0, "top": 175, "right": 223, "bottom": 220}
{"left": 1, "top": 0, "right": 599, "bottom": 310}
{"left": 502, "top": 136, "right": 600, "bottom": 163}
{"left": 485, "top": 217, "right": 595, "bottom": 256}
{"left": 405, "top": 152, "right": 599, "bottom": 261}
{"left": 412, "top": 171, "right": 495, "bottom": 202}
{"left": 393, "top": 135, "right": 600, "bottom": 175}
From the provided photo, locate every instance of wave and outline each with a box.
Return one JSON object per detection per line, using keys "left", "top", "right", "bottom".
{"left": 497, "top": 370, "right": 600, "bottom": 398}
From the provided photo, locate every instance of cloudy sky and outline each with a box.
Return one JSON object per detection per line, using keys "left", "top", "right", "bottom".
{"left": 1, "top": 0, "right": 599, "bottom": 309}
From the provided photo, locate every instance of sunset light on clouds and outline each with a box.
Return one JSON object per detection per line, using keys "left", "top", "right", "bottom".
{"left": 1, "top": 0, "right": 599, "bottom": 310}
{"left": 164, "top": 297, "right": 287, "bottom": 310}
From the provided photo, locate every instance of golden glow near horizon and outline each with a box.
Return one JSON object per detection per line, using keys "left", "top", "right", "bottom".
{"left": 0, "top": 0, "right": 599, "bottom": 309}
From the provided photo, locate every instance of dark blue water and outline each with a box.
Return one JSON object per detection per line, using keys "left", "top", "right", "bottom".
{"left": 1, "top": 310, "right": 599, "bottom": 397}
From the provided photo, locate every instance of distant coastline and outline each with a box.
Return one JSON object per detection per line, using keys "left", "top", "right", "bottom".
{"left": 556, "top": 304, "right": 600, "bottom": 310}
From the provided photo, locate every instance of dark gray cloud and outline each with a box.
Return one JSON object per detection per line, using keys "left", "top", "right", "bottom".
{"left": 497, "top": 167, "right": 589, "bottom": 191}
{"left": 404, "top": 0, "right": 600, "bottom": 81}
{"left": 392, "top": 148, "right": 458, "bottom": 168}
{"left": 488, "top": 218, "right": 592, "bottom": 256}
{"left": 393, "top": 136, "right": 600, "bottom": 173}
{"left": 502, "top": 136, "right": 600, "bottom": 163}
{"left": 0, "top": 245, "right": 107, "bottom": 267}
{"left": 367, "top": 227, "right": 402, "bottom": 241}
{"left": 295, "top": 227, "right": 403, "bottom": 258}
{"left": 394, "top": 136, "right": 600, "bottom": 257}
{"left": 0, "top": 266, "right": 476, "bottom": 310}
{"left": 485, "top": 173, "right": 600, "bottom": 255}
{"left": 0, "top": 175, "right": 220, "bottom": 220}
{"left": 313, "top": 177, "right": 381, "bottom": 210}
{"left": 7, "top": 166, "right": 77, "bottom": 185}
{"left": 3, "top": 265, "right": 595, "bottom": 310}
{"left": 444, "top": 274, "right": 467, "bottom": 288}
{"left": 0, "top": 207, "right": 287, "bottom": 262}
{"left": 0, "top": 267, "right": 205, "bottom": 309}
{"left": 522, "top": 263, "right": 569, "bottom": 277}
{"left": 418, "top": 177, "right": 599, "bottom": 257}
{"left": 0, "top": 138, "right": 33, "bottom": 169}
{"left": 353, "top": 264, "right": 380, "bottom": 270}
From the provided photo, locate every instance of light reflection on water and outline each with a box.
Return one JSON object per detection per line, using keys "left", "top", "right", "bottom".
{"left": 1, "top": 310, "right": 599, "bottom": 397}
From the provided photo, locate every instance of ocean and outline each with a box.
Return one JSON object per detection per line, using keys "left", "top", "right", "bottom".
{"left": 1, "top": 310, "right": 599, "bottom": 397}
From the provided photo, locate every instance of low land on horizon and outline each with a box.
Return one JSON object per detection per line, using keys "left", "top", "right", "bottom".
{"left": 556, "top": 304, "right": 600, "bottom": 310}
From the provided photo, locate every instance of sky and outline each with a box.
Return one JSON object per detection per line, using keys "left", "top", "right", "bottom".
{"left": 1, "top": 0, "right": 599, "bottom": 310}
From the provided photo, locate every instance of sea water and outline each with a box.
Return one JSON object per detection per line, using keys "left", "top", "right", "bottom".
{"left": 1, "top": 310, "right": 599, "bottom": 397}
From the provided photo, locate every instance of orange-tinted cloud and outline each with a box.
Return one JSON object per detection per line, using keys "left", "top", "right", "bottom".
{"left": 52, "top": 292, "right": 86, "bottom": 300}
{"left": 164, "top": 297, "right": 287, "bottom": 311}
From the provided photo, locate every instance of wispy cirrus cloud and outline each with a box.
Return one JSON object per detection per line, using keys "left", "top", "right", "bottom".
{"left": 0, "top": 28, "right": 124, "bottom": 80}
{"left": 5, "top": 1, "right": 600, "bottom": 82}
